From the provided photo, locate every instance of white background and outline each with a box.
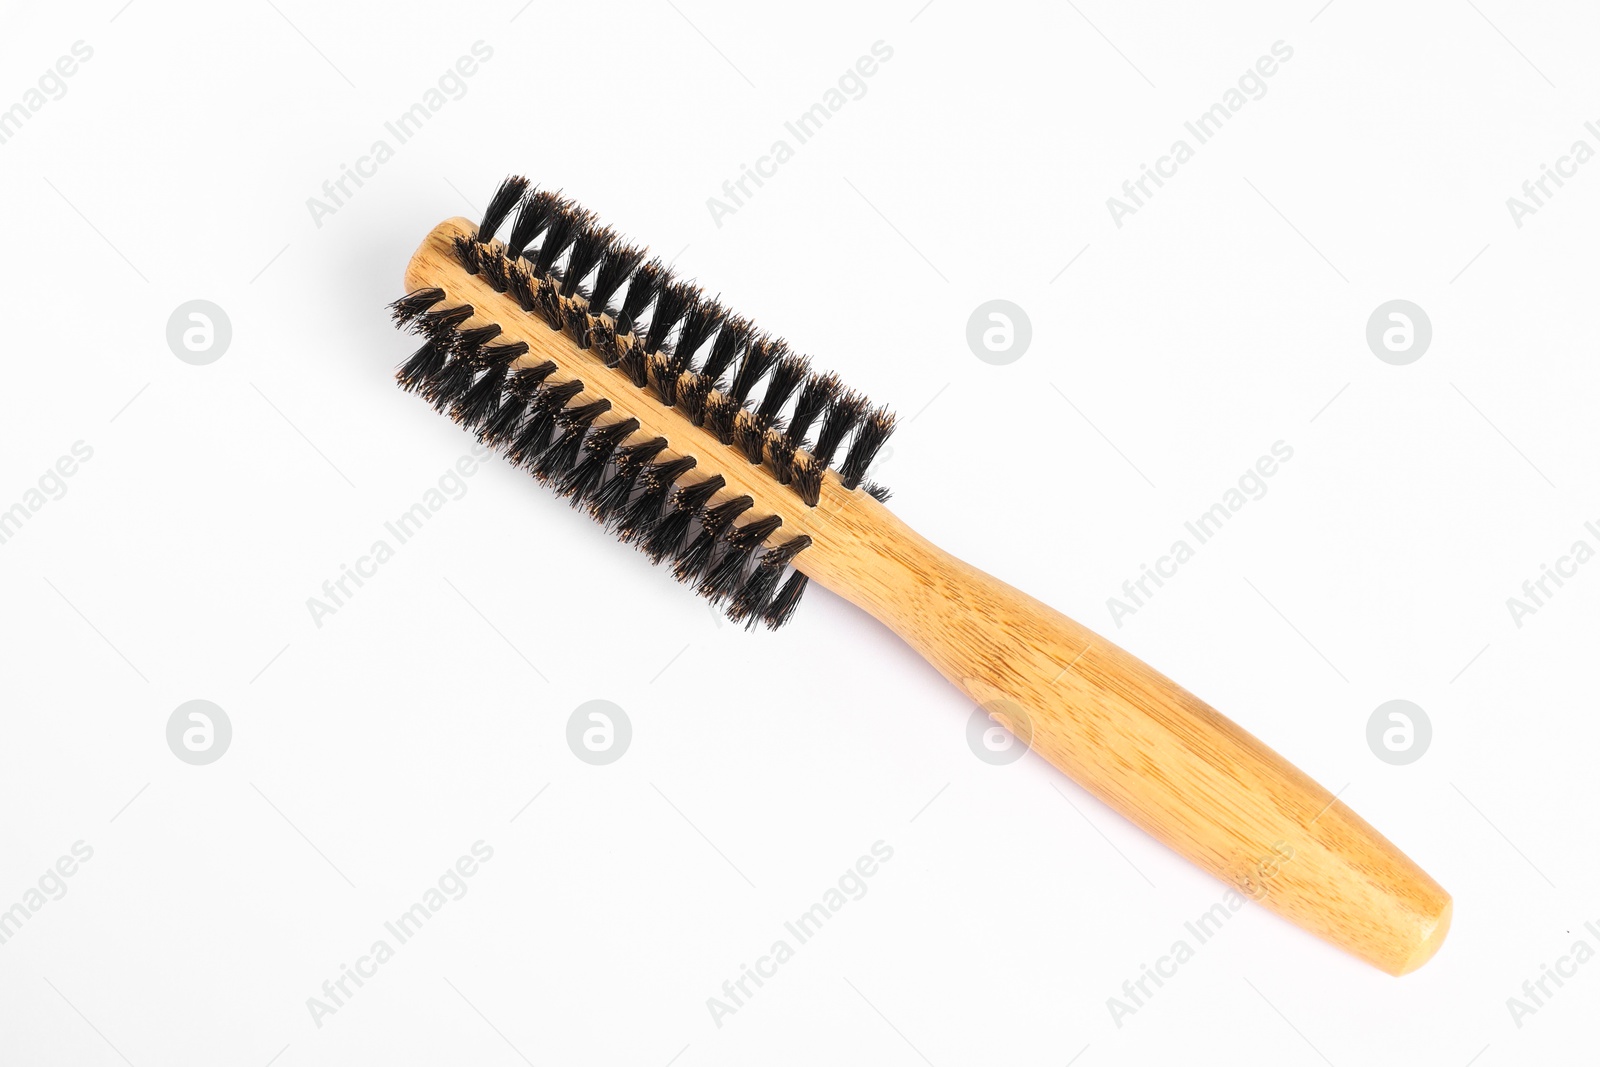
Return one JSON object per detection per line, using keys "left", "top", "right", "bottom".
{"left": 2, "top": 1, "right": 1597, "bottom": 1064}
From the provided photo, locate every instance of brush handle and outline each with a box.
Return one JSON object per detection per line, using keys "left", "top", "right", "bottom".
{"left": 800, "top": 489, "right": 1450, "bottom": 975}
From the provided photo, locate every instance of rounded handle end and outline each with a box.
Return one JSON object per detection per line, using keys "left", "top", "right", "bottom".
{"left": 1389, "top": 895, "right": 1452, "bottom": 976}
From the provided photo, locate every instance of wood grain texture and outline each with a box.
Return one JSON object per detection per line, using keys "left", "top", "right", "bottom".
{"left": 407, "top": 218, "right": 1451, "bottom": 975}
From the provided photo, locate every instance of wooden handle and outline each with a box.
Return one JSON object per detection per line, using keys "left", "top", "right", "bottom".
{"left": 799, "top": 491, "right": 1451, "bottom": 976}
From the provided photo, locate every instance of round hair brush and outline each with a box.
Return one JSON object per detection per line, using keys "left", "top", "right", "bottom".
{"left": 391, "top": 176, "right": 1451, "bottom": 976}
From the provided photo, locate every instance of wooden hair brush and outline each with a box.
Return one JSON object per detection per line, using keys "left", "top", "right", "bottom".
{"left": 392, "top": 176, "right": 1450, "bottom": 976}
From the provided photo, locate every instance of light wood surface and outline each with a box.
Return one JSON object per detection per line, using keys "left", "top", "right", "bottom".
{"left": 407, "top": 218, "right": 1451, "bottom": 976}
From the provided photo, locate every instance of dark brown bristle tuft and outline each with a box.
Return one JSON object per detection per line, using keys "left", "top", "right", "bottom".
{"left": 701, "top": 315, "right": 752, "bottom": 386}
{"left": 644, "top": 280, "right": 696, "bottom": 357}
{"left": 479, "top": 251, "right": 509, "bottom": 293}
{"left": 478, "top": 176, "right": 529, "bottom": 241}
{"left": 535, "top": 283, "right": 565, "bottom": 330}
{"left": 730, "top": 336, "right": 783, "bottom": 404}
{"left": 453, "top": 236, "right": 482, "bottom": 275}
{"left": 733, "top": 410, "right": 770, "bottom": 464}
{"left": 589, "top": 242, "right": 645, "bottom": 316}
{"left": 787, "top": 375, "right": 838, "bottom": 447}
{"left": 755, "top": 353, "right": 809, "bottom": 422}
{"left": 561, "top": 223, "right": 613, "bottom": 298}
{"left": 616, "top": 258, "right": 665, "bottom": 336}
{"left": 415, "top": 303, "right": 474, "bottom": 337}
{"left": 705, "top": 393, "right": 739, "bottom": 445}
{"left": 677, "top": 373, "right": 712, "bottom": 426}
{"left": 841, "top": 407, "right": 897, "bottom": 490}
{"left": 761, "top": 570, "right": 809, "bottom": 630}
{"left": 790, "top": 455, "right": 823, "bottom": 507}
{"left": 532, "top": 206, "right": 588, "bottom": 278}
{"left": 391, "top": 288, "right": 446, "bottom": 327}
{"left": 507, "top": 188, "right": 563, "bottom": 260}
{"left": 813, "top": 390, "right": 869, "bottom": 468}
{"left": 396, "top": 337, "right": 448, "bottom": 393}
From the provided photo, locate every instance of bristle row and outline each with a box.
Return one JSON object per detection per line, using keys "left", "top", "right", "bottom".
{"left": 447, "top": 233, "right": 892, "bottom": 507}
{"left": 389, "top": 286, "right": 807, "bottom": 630}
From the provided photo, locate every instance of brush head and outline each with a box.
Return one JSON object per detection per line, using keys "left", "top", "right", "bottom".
{"left": 393, "top": 176, "right": 897, "bottom": 629}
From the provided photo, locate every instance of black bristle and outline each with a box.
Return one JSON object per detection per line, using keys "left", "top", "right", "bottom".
{"left": 565, "top": 303, "right": 592, "bottom": 349}
{"left": 481, "top": 340, "right": 530, "bottom": 364}
{"left": 391, "top": 288, "right": 446, "bottom": 327}
{"left": 673, "top": 491, "right": 748, "bottom": 581}
{"left": 534, "top": 399, "right": 610, "bottom": 480}
{"left": 767, "top": 435, "right": 798, "bottom": 484}
{"left": 761, "top": 570, "right": 810, "bottom": 630}
{"left": 618, "top": 481, "right": 671, "bottom": 542}
{"left": 708, "top": 519, "right": 787, "bottom": 607}
{"left": 729, "top": 565, "right": 781, "bottom": 626}
{"left": 479, "top": 251, "right": 509, "bottom": 293}
{"left": 507, "top": 380, "right": 583, "bottom": 467}
{"left": 677, "top": 374, "right": 712, "bottom": 426}
{"left": 646, "top": 353, "right": 673, "bottom": 405}
{"left": 643, "top": 507, "right": 694, "bottom": 564}
{"left": 729, "top": 534, "right": 812, "bottom": 624}
{"left": 507, "top": 188, "right": 562, "bottom": 260}
{"left": 425, "top": 354, "right": 479, "bottom": 413}
{"left": 763, "top": 533, "right": 812, "bottom": 568}
{"left": 727, "top": 513, "right": 783, "bottom": 550}
{"left": 700, "top": 494, "right": 753, "bottom": 535}
{"left": 535, "top": 282, "right": 565, "bottom": 330}
{"left": 701, "top": 315, "right": 752, "bottom": 387}
{"left": 452, "top": 373, "right": 505, "bottom": 429}
{"left": 653, "top": 342, "right": 694, "bottom": 405}
{"left": 705, "top": 394, "right": 739, "bottom": 445}
{"left": 645, "top": 475, "right": 723, "bottom": 562}
{"left": 733, "top": 410, "right": 770, "bottom": 464}
{"left": 788, "top": 373, "right": 839, "bottom": 446}
{"left": 561, "top": 398, "right": 611, "bottom": 426}
{"left": 730, "top": 337, "right": 783, "bottom": 404}
{"left": 507, "top": 258, "right": 535, "bottom": 311}
{"left": 453, "top": 323, "right": 502, "bottom": 353}
{"left": 396, "top": 337, "right": 448, "bottom": 394}
{"left": 509, "top": 361, "right": 558, "bottom": 394}
{"left": 478, "top": 176, "right": 530, "bottom": 241}
{"left": 453, "top": 235, "right": 482, "bottom": 275}
{"left": 657, "top": 293, "right": 710, "bottom": 403}
{"left": 481, "top": 361, "right": 556, "bottom": 444}
{"left": 615, "top": 436, "right": 670, "bottom": 477}
{"left": 618, "top": 456, "right": 696, "bottom": 540}
{"left": 617, "top": 339, "right": 649, "bottom": 389}
{"left": 590, "top": 435, "right": 667, "bottom": 522}
{"left": 561, "top": 224, "right": 613, "bottom": 299}
{"left": 812, "top": 390, "right": 869, "bottom": 468}
{"left": 589, "top": 243, "right": 645, "bottom": 316}
{"left": 699, "top": 543, "right": 753, "bottom": 604}
{"left": 533, "top": 206, "right": 589, "bottom": 278}
{"left": 840, "top": 407, "right": 897, "bottom": 489}
{"left": 414, "top": 303, "right": 474, "bottom": 337}
{"left": 754, "top": 353, "right": 808, "bottom": 422}
{"left": 680, "top": 475, "right": 728, "bottom": 514}
{"left": 559, "top": 417, "right": 639, "bottom": 502}
{"left": 591, "top": 319, "right": 619, "bottom": 363}
{"left": 451, "top": 341, "right": 527, "bottom": 428}
{"left": 479, "top": 393, "right": 525, "bottom": 445}
{"left": 616, "top": 258, "right": 665, "bottom": 336}
{"left": 864, "top": 481, "right": 893, "bottom": 503}
{"left": 673, "top": 299, "right": 725, "bottom": 370}
{"left": 643, "top": 281, "right": 695, "bottom": 356}
{"left": 790, "top": 454, "right": 823, "bottom": 507}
